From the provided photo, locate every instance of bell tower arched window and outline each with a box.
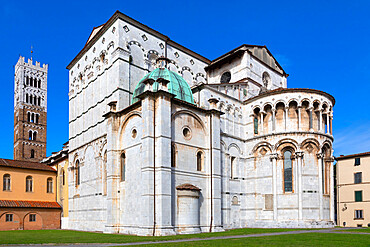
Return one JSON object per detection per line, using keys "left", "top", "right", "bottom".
{"left": 283, "top": 150, "right": 293, "bottom": 192}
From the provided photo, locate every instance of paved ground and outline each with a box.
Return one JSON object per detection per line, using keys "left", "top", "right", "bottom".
{"left": 3, "top": 228, "right": 369, "bottom": 247}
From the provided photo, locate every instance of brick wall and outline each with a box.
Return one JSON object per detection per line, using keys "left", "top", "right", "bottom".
{"left": 0, "top": 208, "right": 60, "bottom": 230}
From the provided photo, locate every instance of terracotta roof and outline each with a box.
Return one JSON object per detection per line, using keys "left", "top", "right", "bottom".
{"left": 176, "top": 184, "right": 201, "bottom": 191}
{"left": 0, "top": 200, "right": 61, "bottom": 209}
{"left": 336, "top": 151, "right": 370, "bottom": 160}
{"left": 244, "top": 87, "right": 335, "bottom": 106}
{"left": 0, "top": 159, "right": 56, "bottom": 172}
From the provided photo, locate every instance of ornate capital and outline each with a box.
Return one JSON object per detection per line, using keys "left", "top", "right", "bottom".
{"left": 270, "top": 153, "right": 278, "bottom": 161}
{"left": 316, "top": 153, "right": 324, "bottom": 159}
{"left": 295, "top": 151, "right": 304, "bottom": 158}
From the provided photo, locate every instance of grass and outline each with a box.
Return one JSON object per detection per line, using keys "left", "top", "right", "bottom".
{"left": 138, "top": 233, "right": 370, "bottom": 247}
{"left": 0, "top": 228, "right": 304, "bottom": 245}
{"left": 339, "top": 227, "right": 370, "bottom": 233}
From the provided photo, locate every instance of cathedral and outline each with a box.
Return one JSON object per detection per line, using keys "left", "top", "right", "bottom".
{"left": 65, "top": 11, "right": 335, "bottom": 235}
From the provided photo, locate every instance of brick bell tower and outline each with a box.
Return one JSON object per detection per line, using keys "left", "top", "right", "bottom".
{"left": 14, "top": 56, "right": 48, "bottom": 162}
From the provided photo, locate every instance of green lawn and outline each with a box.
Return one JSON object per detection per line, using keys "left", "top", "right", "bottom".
{"left": 340, "top": 227, "right": 370, "bottom": 233}
{"left": 139, "top": 233, "right": 370, "bottom": 247}
{"left": 0, "top": 228, "right": 302, "bottom": 245}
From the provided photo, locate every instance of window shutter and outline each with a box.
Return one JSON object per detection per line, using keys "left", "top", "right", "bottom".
{"left": 355, "top": 191, "right": 363, "bottom": 202}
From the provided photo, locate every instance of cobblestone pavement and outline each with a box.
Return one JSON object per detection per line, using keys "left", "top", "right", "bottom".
{"left": 3, "top": 228, "right": 369, "bottom": 247}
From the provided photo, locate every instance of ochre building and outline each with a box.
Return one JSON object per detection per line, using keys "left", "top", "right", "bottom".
{"left": 336, "top": 152, "right": 370, "bottom": 227}
{"left": 0, "top": 158, "right": 61, "bottom": 230}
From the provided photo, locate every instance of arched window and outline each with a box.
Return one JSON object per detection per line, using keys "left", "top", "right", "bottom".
{"left": 254, "top": 117, "right": 259, "bottom": 134}
{"left": 28, "top": 130, "right": 32, "bottom": 140}
{"left": 30, "top": 77, "right": 33, "bottom": 87}
{"left": 34, "top": 78, "right": 37, "bottom": 87}
{"left": 30, "top": 95, "right": 33, "bottom": 104}
{"left": 3, "top": 174, "right": 10, "bottom": 191}
{"left": 75, "top": 160, "right": 80, "bottom": 186}
{"left": 33, "top": 96, "right": 37, "bottom": 105}
{"left": 197, "top": 151, "right": 204, "bottom": 171}
{"left": 27, "top": 112, "right": 31, "bottom": 122}
{"left": 26, "top": 76, "right": 29, "bottom": 85}
{"left": 38, "top": 79, "right": 41, "bottom": 88}
{"left": 171, "top": 144, "right": 176, "bottom": 168}
{"left": 262, "top": 72, "right": 271, "bottom": 88}
{"left": 33, "top": 132, "right": 37, "bottom": 141}
{"left": 26, "top": 94, "right": 29, "bottom": 103}
{"left": 31, "top": 113, "right": 34, "bottom": 123}
{"left": 30, "top": 149, "right": 35, "bottom": 158}
{"left": 120, "top": 153, "right": 126, "bottom": 181}
{"left": 37, "top": 97, "right": 41, "bottom": 106}
{"left": 283, "top": 150, "right": 293, "bottom": 192}
{"left": 26, "top": 176, "right": 33, "bottom": 192}
{"left": 35, "top": 114, "right": 39, "bottom": 124}
{"left": 47, "top": 178, "right": 53, "bottom": 193}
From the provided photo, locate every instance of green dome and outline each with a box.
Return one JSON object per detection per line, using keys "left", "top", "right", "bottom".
{"left": 132, "top": 68, "right": 195, "bottom": 105}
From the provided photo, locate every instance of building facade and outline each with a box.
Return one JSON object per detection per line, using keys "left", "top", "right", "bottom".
{"left": 336, "top": 152, "right": 370, "bottom": 227}
{"left": 65, "top": 11, "right": 335, "bottom": 235}
{"left": 42, "top": 143, "right": 69, "bottom": 229}
{"left": 0, "top": 159, "right": 61, "bottom": 230}
{"left": 14, "top": 56, "right": 48, "bottom": 162}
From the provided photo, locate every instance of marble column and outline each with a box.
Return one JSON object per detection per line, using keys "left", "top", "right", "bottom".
{"left": 272, "top": 108, "right": 276, "bottom": 133}
{"left": 317, "top": 153, "right": 324, "bottom": 220}
{"left": 295, "top": 152, "right": 304, "bottom": 220}
{"left": 297, "top": 107, "right": 301, "bottom": 131}
{"left": 270, "top": 153, "right": 279, "bottom": 221}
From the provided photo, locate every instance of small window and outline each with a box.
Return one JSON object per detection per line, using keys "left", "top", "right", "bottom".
{"left": 3, "top": 174, "right": 11, "bottom": 191}
{"left": 354, "top": 172, "right": 362, "bottom": 184}
{"left": 75, "top": 160, "right": 80, "bottom": 186}
{"left": 31, "top": 113, "right": 34, "bottom": 123}
{"left": 121, "top": 153, "right": 126, "bottom": 181}
{"left": 38, "top": 97, "right": 41, "bottom": 106}
{"left": 171, "top": 144, "right": 176, "bottom": 168}
{"left": 29, "top": 131, "right": 32, "bottom": 140}
{"left": 5, "top": 214, "right": 13, "bottom": 222}
{"left": 38, "top": 79, "right": 41, "bottom": 88}
{"left": 230, "top": 156, "right": 236, "bottom": 179}
{"left": 47, "top": 178, "right": 53, "bottom": 193}
{"left": 35, "top": 114, "right": 39, "bottom": 124}
{"left": 232, "top": 196, "right": 239, "bottom": 205}
{"left": 355, "top": 191, "right": 363, "bottom": 202}
{"left": 29, "top": 214, "right": 36, "bottom": 222}
{"left": 220, "top": 71, "right": 231, "bottom": 83}
{"left": 254, "top": 117, "right": 258, "bottom": 134}
{"left": 62, "top": 170, "right": 65, "bottom": 186}
{"left": 33, "top": 132, "right": 37, "bottom": 141}
{"left": 355, "top": 210, "right": 363, "bottom": 219}
{"left": 30, "top": 77, "right": 33, "bottom": 87}
{"left": 27, "top": 112, "right": 31, "bottom": 122}
{"left": 182, "top": 127, "right": 191, "bottom": 139}
{"left": 26, "top": 94, "right": 29, "bottom": 103}
{"left": 355, "top": 158, "right": 360, "bottom": 166}
{"left": 197, "top": 151, "right": 204, "bottom": 171}
{"left": 357, "top": 224, "right": 363, "bottom": 227}
{"left": 26, "top": 176, "right": 33, "bottom": 192}
{"left": 30, "top": 149, "right": 35, "bottom": 158}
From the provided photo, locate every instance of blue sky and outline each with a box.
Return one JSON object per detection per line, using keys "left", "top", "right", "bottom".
{"left": 0, "top": 0, "right": 369, "bottom": 158}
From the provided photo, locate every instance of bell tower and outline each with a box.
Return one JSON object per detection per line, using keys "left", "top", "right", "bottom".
{"left": 14, "top": 56, "right": 48, "bottom": 162}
